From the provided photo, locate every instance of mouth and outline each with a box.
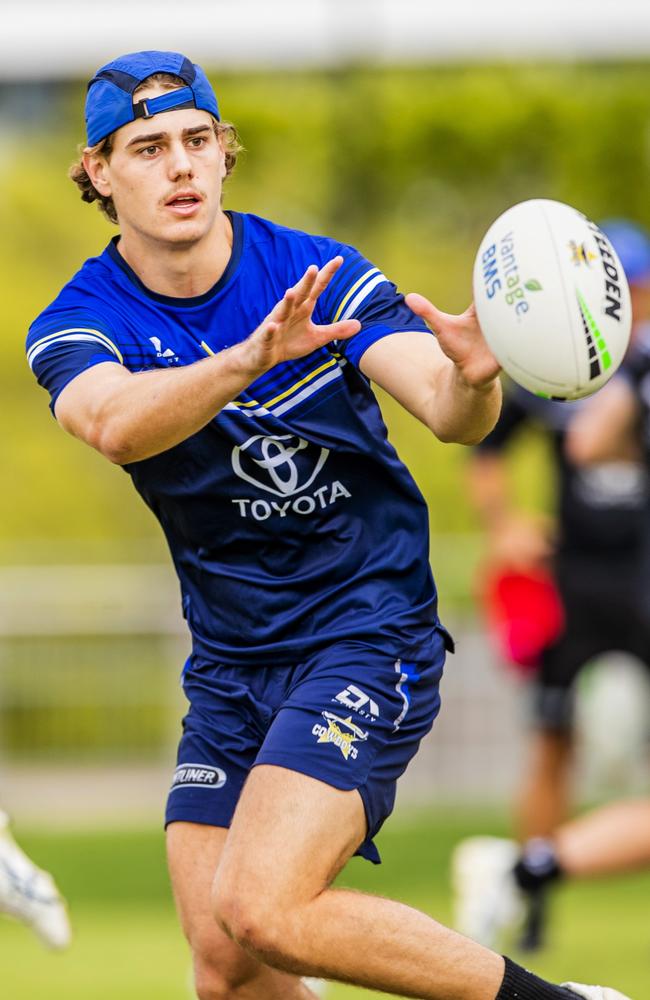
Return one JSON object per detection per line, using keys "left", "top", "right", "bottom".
{"left": 164, "top": 192, "right": 203, "bottom": 216}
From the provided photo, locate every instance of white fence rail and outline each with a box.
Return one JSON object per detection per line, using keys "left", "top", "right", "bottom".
{"left": 0, "top": 563, "right": 647, "bottom": 825}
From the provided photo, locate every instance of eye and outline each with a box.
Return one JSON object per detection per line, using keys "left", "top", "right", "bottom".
{"left": 188, "top": 136, "right": 207, "bottom": 148}
{"left": 139, "top": 145, "right": 160, "bottom": 157}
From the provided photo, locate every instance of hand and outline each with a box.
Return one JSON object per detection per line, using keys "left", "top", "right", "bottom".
{"left": 243, "top": 257, "right": 361, "bottom": 376}
{"left": 406, "top": 294, "right": 501, "bottom": 390}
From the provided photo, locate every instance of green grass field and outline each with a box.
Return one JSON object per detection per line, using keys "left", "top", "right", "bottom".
{"left": 3, "top": 809, "right": 648, "bottom": 999}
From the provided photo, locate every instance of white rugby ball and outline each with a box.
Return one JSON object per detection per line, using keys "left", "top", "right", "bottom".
{"left": 473, "top": 199, "right": 632, "bottom": 400}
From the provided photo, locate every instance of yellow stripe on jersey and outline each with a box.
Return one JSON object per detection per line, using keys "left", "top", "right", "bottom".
{"left": 261, "top": 356, "right": 338, "bottom": 409}
{"left": 333, "top": 268, "right": 379, "bottom": 322}
{"left": 201, "top": 340, "right": 339, "bottom": 414}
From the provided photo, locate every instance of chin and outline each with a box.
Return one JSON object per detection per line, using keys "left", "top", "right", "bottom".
{"left": 161, "top": 220, "right": 210, "bottom": 248}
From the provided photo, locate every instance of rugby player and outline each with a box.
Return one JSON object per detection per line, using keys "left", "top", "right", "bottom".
{"left": 454, "top": 221, "right": 650, "bottom": 952}
{"left": 26, "top": 49, "right": 629, "bottom": 1000}
{"left": 0, "top": 809, "right": 71, "bottom": 948}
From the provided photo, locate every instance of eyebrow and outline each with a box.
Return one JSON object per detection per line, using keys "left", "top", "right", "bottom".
{"left": 125, "top": 124, "right": 212, "bottom": 149}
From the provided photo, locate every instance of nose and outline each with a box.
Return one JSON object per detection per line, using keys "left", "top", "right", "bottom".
{"left": 167, "top": 139, "right": 194, "bottom": 180}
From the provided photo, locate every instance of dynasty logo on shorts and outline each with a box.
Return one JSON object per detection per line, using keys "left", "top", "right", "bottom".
{"left": 312, "top": 711, "right": 368, "bottom": 761}
{"left": 170, "top": 763, "right": 227, "bottom": 791}
{"left": 334, "top": 684, "right": 379, "bottom": 721}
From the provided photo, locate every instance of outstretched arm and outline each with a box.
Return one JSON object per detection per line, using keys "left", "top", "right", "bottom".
{"left": 359, "top": 295, "right": 502, "bottom": 445}
{"left": 565, "top": 376, "right": 640, "bottom": 465}
{"left": 54, "top": 258, "right": 359, "bottom": 464}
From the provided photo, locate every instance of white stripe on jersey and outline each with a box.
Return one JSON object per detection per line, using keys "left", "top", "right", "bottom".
{"left": 220, "top": 356, "right": 347, "bottom": 420}
{"left": 341, "top": 273, "right": 388, "bottom": 320}
{"left": 333, "top": 268, "right": 380, "bottom": 321}
{"left": 222, "top": 366, "right": 344, "bottom": 420}
{"left": 222, "top": 400, "right": 271, "bottom": 418}
{"left": 272, "top": 363, "right": 343, "bottom": 417}
{"left": 27, "top": 328, "right": 123, "bottom": 369}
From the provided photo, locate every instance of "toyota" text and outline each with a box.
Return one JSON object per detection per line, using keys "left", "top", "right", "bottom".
{"left": 231, "top": 481, "right": 352, "bottom": 519}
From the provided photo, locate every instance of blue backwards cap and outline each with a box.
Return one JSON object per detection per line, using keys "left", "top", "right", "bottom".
{"left": 85, "top": 50, "right": 219, "bottom": 147}
{"left": 599, "top": 218, "right": 650, "bottom": 285}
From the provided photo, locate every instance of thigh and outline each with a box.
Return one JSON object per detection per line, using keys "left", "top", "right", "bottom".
{"left": 254, "top": 633, "right": 447, "bottom": 862}
{"left": 218, "top": 765, "right": 368, "bottom": 909}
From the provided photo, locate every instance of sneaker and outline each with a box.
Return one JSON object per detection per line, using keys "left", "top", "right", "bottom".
{"left": 303, "top": 979, "right": 327, "bottom": 997}
{"left": 451, "top": 836, "right": 523, "bottom": 948}
{"left": 562, "top": 984, "right": 632, "bottom": 1000}
{"left": 0, "top": 811, "right": 71, "bottom": 949}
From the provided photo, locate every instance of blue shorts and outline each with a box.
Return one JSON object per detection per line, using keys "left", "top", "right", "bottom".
{"left": 165, "top": 630, "right": 451, "bottom": 863}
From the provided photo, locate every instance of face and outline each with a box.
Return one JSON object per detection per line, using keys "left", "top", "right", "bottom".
{"left": 84, "top": 83, "right": 227, "bottom": 248}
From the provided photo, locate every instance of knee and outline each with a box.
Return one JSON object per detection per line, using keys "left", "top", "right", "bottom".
{"left": 193, "top": 964, "right": 232, "bottom": 1000}
{"left": 211, "top": 869, "right": 289, "bottom": 963}
{"left": 191, "top": 941, "right": 259, "bottom": 1000}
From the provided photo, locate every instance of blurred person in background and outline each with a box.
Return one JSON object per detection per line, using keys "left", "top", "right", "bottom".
{"left": 453, "top": 797, "right": 650, "bottom": 964}
{"left": 0, "top": 809, "right": 71, "bottom": 949}
{"left": 23, "top": 47, "right": 630, "bottom": 1000}
{"left": 504, "top": 274, "right": 650, "bottom": 932}
{"left": 453, "top": 220, "right": 650, "bottom": 953}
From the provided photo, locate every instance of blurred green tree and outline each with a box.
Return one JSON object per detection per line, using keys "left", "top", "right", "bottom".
{"left": 4, "top": 62, "right": 650, "bottom": 561}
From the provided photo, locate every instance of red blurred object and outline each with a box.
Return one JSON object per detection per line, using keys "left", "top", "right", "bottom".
{"left": 481, "top": 566, "right": 565, "bottom": 676}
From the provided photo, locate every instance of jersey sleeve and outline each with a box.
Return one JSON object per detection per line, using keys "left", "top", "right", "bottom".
{"left": 315, "top": 243, "right": 432, "bottom": 367}
{"left": 26, "top": 313, "right": 123, "bottom": 411}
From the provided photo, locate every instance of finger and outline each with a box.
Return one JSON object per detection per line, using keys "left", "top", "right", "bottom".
{"left": 269, "top": 279, "right": 306, "bottom": 322}
{"left": 270, "top": 258, "right": 343, "bottom": 327}
{"left": 405, "top": 292, "right": 454, "bottom": 334}
{"left": 270, "top": 293, "right": 294, "bottom": 323}
{"left": 310, "top": 256, "right": 344, "bottom": 300}
{"left": 312, "top": 318, "right": 361, "bottom": 343}
{"left": 289, "top": 264, "right": 319, "bottom": 304}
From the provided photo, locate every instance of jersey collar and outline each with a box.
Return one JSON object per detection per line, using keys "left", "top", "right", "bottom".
{"left": 105, "top": 210, "right": 243, "bottom": 307}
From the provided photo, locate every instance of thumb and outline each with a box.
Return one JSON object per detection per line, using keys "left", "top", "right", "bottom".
{"left": 405, "top": 293, "right": 452, "bottom": 334}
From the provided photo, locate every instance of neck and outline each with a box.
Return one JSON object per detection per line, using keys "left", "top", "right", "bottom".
{"left": 116, "top": 210, "right": 234, "bottom": 298}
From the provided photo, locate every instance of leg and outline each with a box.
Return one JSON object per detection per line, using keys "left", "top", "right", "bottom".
{"left": 554, "top": 798, "right": 650, "bottom": 876}
{"left": 212, "top": 766, "right": 505, "bottom": 1000}
{"left": 515, "top": 726, "right": 574, "bottom": 840}
{"left": 452, "top": 701, "right": 573, "bottom": 950}
{"left": 515, "top": 556, "right": 615, "bottom": 842}
{"left": 167, "top": 821, "right": 318, "bottom": 1000}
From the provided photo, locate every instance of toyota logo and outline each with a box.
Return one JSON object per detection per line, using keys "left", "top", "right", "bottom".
{"left": 231, "top": 435, "right": 330, "bottom": 497}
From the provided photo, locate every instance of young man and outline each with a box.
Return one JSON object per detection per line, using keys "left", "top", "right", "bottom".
{"left": 455, "top": 223, "right": 650, "bottom": 953}
{"left": 26, "top": 49, "right": 628, "bottom": 1000}
{"left": 0, "top": 809, "right": 71, "bottom": 949}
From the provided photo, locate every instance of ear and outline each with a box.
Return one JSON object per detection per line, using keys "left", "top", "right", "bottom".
{"left": 216, "top": 130, "right": 227, "bottom": 181}
{"left": 83, "top": 150, "right": 112, "bottom": 197}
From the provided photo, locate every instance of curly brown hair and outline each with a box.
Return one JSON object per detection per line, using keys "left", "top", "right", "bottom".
{"left": 68, "top": 72, "right": 242, "bottom": 225}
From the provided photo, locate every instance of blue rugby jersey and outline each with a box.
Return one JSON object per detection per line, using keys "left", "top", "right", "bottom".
{"left": 27, "top": 211, "right": 442, "bottom": 664}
